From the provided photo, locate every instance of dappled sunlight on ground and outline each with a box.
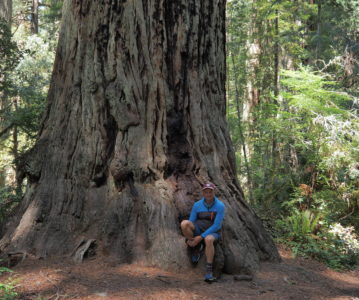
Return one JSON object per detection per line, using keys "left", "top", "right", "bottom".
{"left": 0, "top": 246, "right": 358, "bottom": 299}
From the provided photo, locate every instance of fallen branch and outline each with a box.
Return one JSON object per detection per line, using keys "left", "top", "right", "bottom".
{"left": 156, "top": 276, "right": 171, "bottom": 284}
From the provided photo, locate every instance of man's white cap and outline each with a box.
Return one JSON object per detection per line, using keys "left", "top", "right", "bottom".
{"left": 202, "top": 183, "right": 216, "bottom": 190}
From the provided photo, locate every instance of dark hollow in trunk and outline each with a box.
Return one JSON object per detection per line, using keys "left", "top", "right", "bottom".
{"left": 0, "top": 0, "right": 280, "bottom": 274}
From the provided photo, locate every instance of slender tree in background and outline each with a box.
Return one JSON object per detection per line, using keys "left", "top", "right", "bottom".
{"left": 0, "top": 0, "right": 13, "bottom": 117}
{"left": 0, "top": 0, "right": 22, "bottom": 195}
{"left": 0, "top": 0, "right": 279, "bottom": 272}
{"left": 30, "top": 0, "right": 39, "bottom": 34}
{"left": 0, "top": 0, "right": 12, "bottom": 23}
{"left": 0, "top": 0, "right": 13, "bottom": 187}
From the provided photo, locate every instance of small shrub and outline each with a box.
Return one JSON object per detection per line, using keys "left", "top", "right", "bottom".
{"left": 0, "top": 186, "right": 22, "bottom": 222}
{"left": 328, "top": 223, "right": 359, "bottom": 255}
{"left": 276, "top": 222, "right": 359, "bottom": 270}
{"left": 0, "top": 266, "right": 17, "bottom": 300}
{"left": 286, "top": 210, "right": 321, "bottom": 238}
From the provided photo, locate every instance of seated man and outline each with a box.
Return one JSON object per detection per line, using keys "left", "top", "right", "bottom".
{"left": 180, "top": 182, "right": 225, "bottom": 283}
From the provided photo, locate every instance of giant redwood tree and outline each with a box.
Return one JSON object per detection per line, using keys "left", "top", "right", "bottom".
{"left": 0, "top": 0, "right": 279, "bottom": 273}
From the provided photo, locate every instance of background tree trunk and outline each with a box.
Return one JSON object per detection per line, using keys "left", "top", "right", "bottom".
{"left": 0, "top": 0, "right": 12, "bottom": 118}
{"left": 0, "top": 0, "right": 12, "bottom": 188}
{"left": 31, "top": 0, "right": 39, "bottom": 34}
{"left": 0, "top": 0, "right": 279, "bottom": 274}
{"left": 0, "top": 0, "right": 12, "bottom": 23}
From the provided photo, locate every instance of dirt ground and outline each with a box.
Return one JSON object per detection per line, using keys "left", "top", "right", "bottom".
{"left": 1, "top": 245, "right": 359, "bottom": 300}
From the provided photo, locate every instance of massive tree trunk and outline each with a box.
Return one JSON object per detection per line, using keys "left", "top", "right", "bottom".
{"left": 0, "top": 0, "right": 279, "bottom": 273}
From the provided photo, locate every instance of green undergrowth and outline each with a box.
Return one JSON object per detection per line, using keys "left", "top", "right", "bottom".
{"left": 0, "top": 266, "right": 17, "bottom": 300}
{"left": 274, "top": 212, "right": 359, "bottom": 270}
{"left": 0, "top": 186, "right": 22, "bottom": 221}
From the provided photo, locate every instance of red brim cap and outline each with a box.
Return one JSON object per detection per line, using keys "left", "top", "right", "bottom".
{"left": 202, "top": 183, "right": 215, "bottom": 190}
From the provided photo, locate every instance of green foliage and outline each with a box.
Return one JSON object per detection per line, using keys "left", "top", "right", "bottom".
{"left": 281, "top": 67, "right": 354, "bottom": 116}
{"left": 227, "top": 0, "right": 358, "bottom": 269}
{"left": 0, "top": 9, "right": 57, "bottom": 190}
{"left": 0, "top": 282, "right": 17, "bottom": 300}
{"left": 0, "top": 33, "right": 54, "bottom": 196}
{"left": 41, "top": 0, "right": 63, "bottom": 35}
{"left": 8, "top": 33, "right": 55, "bottom": 136}
{"left": 0, "top": 186, "right": 22, "bottom": 221}
{"left": 276, "top": 222, "right": 359, "bottom": 270}
{"left": 281, "top": 234, "right": 359, "bottom": 270}
{"left": 286, "top": 210, "right": 321, "bottom": 238}
{"left": 0, "top": 0, "right": 59, "bottom": 201}
{"left": 0, "top": 266, "right": 17, "bottom": 300}
{"left": 0, "top": 19, "right": 22, "bottom": 93}
{"left": 244, "top": 67, "right": 359, "bottom": 226}
{"left": 0, "top": 19, "right": 20, "bottom": 70}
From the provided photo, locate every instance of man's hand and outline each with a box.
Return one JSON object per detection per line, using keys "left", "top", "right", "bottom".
{"left": 187, "top": 235, "right": 203, "bottom": 247}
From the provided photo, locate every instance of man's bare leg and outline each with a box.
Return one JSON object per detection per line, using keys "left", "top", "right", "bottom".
{"left": 204, "top": 235, "right": 215, "bottom": 263}
{"left": 204, "top": 235, "right": 217, "bottom": 281}
{"left": 180, "top": 220, "right": 195, "bottom": 240}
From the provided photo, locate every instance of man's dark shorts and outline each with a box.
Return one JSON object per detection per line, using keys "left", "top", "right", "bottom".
{"left": 193, "top": 223, "right": 221, "bottom": 241}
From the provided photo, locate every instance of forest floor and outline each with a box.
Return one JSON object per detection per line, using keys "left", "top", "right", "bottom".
{"left": 1, "top": 245, "right": 359, "bottom": 300}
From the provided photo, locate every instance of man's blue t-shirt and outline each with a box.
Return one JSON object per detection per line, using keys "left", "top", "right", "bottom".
{"left": 189, "top": 197, "right": 225, "bottom": 238}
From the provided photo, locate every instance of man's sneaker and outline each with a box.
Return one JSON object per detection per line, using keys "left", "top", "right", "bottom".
{"left": 190, "top": 243, "right": 204, "bottom": 264}
{"left": 204, "top": 272, "right": 217, "bottom": 283}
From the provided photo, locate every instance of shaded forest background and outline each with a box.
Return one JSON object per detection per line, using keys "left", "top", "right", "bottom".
{"left": 0, "top": 0, "right": 358, "bottom": 270}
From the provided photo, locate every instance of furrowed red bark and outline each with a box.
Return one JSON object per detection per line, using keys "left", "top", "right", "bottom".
{"left": 0, "top": 0, "right": 279, "bottom": 274}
